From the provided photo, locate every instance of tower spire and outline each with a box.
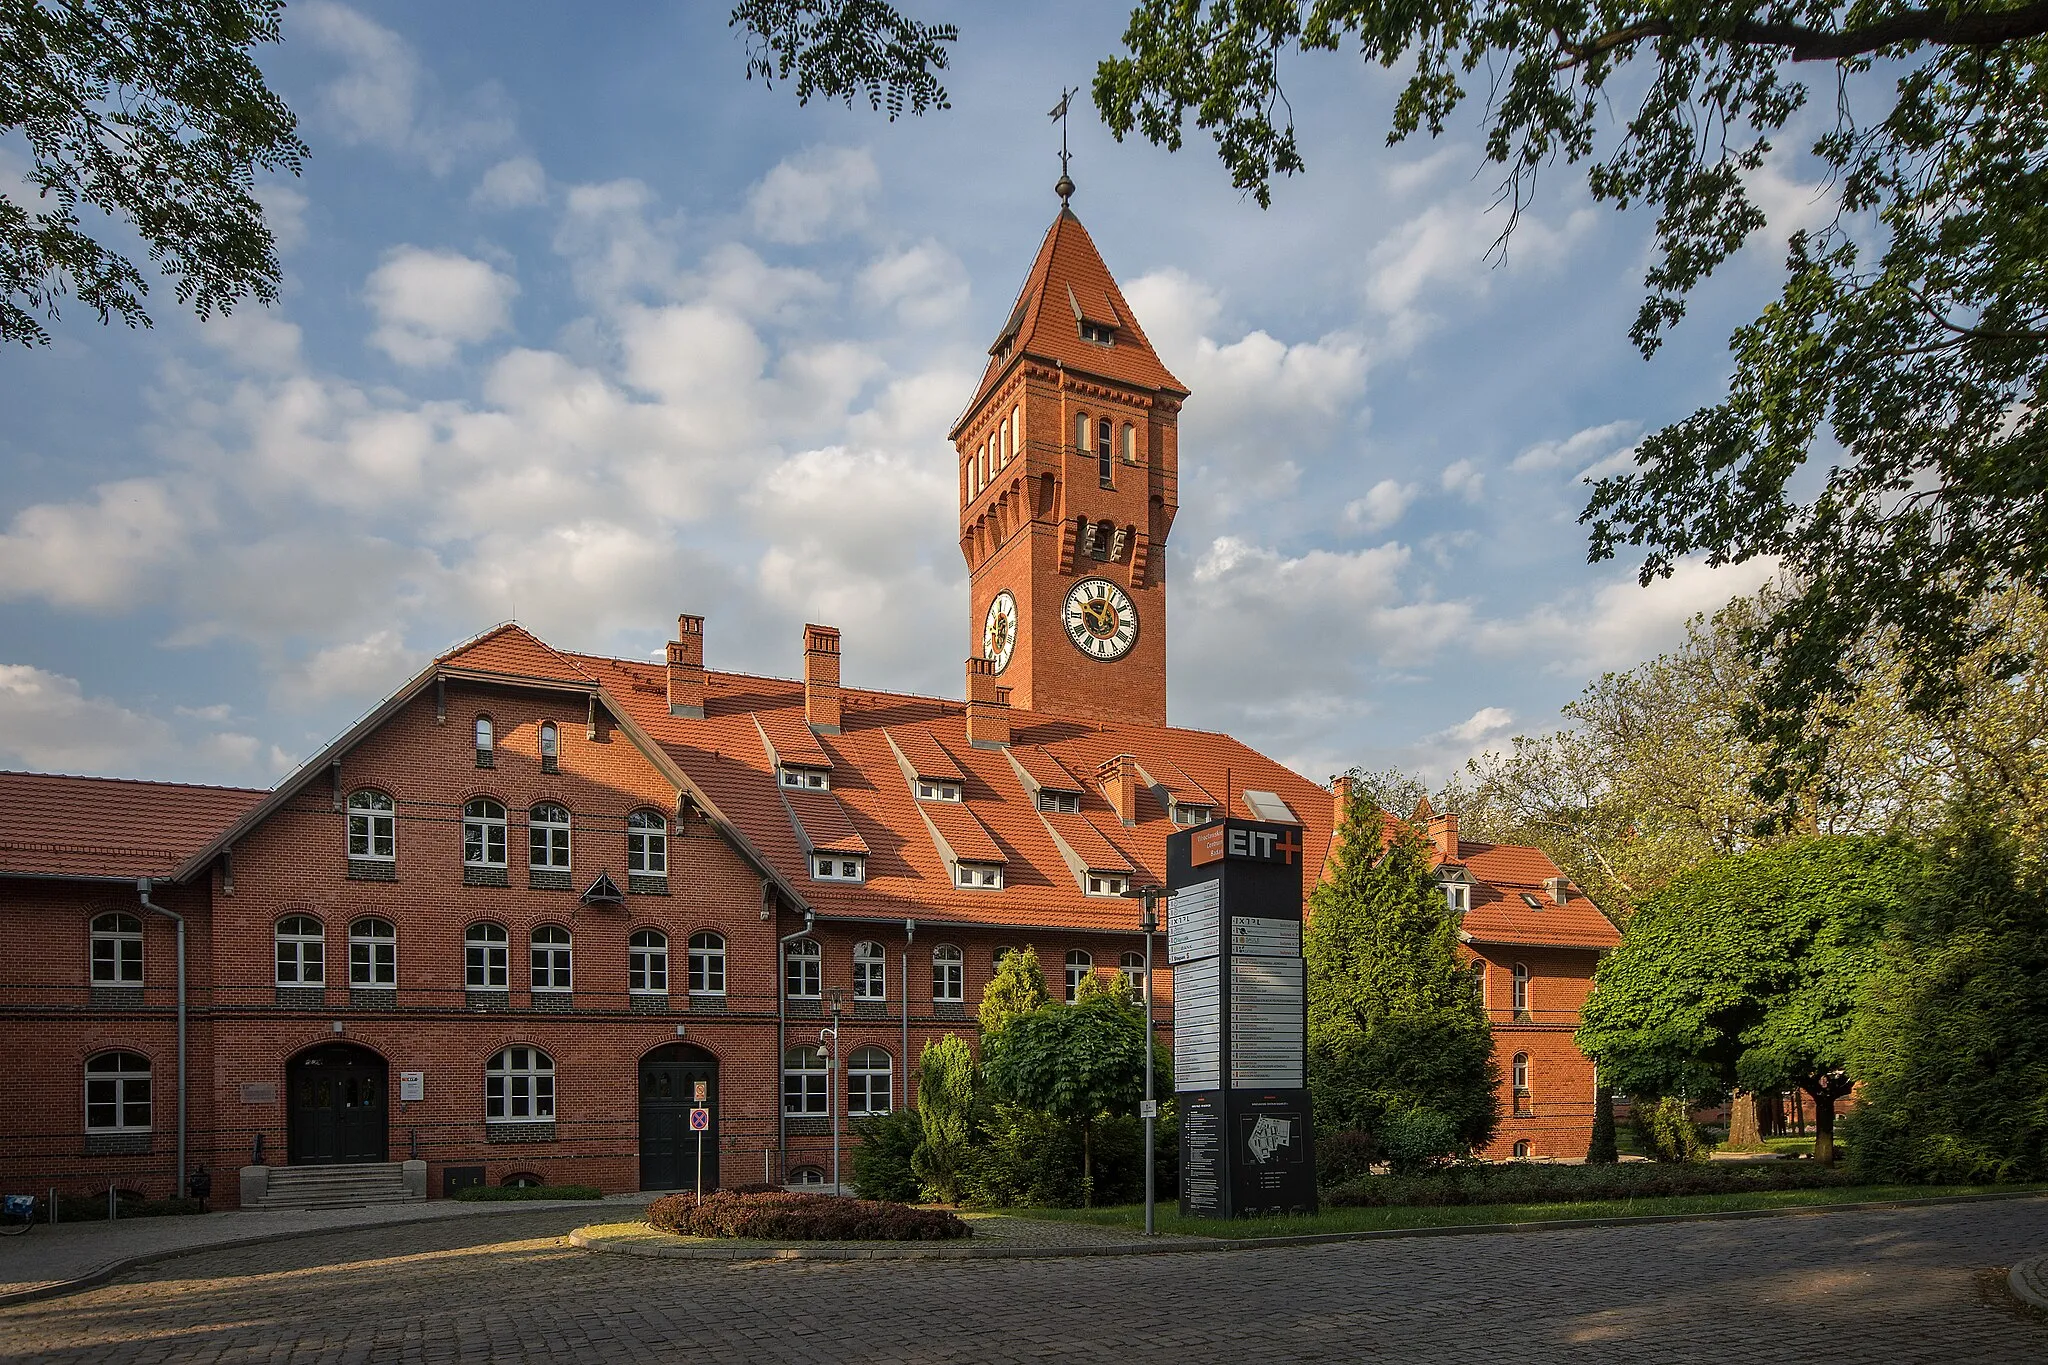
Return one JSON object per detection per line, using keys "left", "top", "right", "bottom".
{"left": 1049, "top": 87, "right": 1077, "bottom": 204}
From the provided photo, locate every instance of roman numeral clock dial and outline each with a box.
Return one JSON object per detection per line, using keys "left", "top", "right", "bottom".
{"left": 1063, "top": 578, "right": 1139, "bottom": 661}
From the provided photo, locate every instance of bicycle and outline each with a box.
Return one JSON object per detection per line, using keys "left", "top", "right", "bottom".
{"left": 0, "top": 1194, "right": 40, "bottom": 1235}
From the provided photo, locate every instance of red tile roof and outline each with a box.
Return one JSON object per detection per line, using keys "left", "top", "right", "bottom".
{"left": 1452, "top": 840, "right": 1620, "bottom": 950}
{"left": 955, "top": 207, "right": 1187, "bottom": 433}
{"left": 0, "top": 771, "right": 264, "bottom": 879}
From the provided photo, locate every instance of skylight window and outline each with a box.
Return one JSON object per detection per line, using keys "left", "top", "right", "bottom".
{"left": 1242, "top": 790, "right": 1298, "bottom": 823}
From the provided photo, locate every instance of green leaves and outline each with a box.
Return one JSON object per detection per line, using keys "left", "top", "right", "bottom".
{"left": 729, "top": 0, "right": 955, "bottom": 119}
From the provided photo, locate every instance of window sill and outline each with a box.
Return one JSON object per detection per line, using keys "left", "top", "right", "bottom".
{"left": 782, "top": 1116, "right": 831, "bottom": 1137}
{"left": 785, "top": 999, "right": 821, "bottom": 1019}
{"left": 346, "top": 858, "right": 397, "bottom": 882}
{"left": 629, "top": 993, "right": 670, "bottom": 1015}
{"left": 628, "top": 874, "right": 670, "bottom": 897}
{"left": 933, "top": 1001, "right": 968, "bottom": 1022}
{"left": 349, "top": 987, "right": 396, "bottom": 1010}
{"left": 532, "top": 992, "right": 574, "bottom": 1013}
{"left": 528, "top": 868, "right": 573, "bottom": 892}
{"left": 90, "top": 985, "right": 145, "bottom": 1008}
{"left": 485, "top": 1120, "right": 556, "bottom": 1144}
{"left": 853, "top": 999, "right": 887, "bottom": 1020}
{"left": 275, "top": 986, "right": 327, "bottom": 1007}
{"left": 85, "top": 1132, "right": 152, "bottom": 1156}
{"left": 464, "top": 866, "right": 510, "bottom": 888}
{"left": 686, "top": 993, "right": 726, "bottom": 1013}
{"left": 466, "top": 989, "right": 510, "bottom": 1011}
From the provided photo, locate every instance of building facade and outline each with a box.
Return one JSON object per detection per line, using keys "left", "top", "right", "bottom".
{"left": 0, "top": 198, "right": 1615, "bottom": 1208}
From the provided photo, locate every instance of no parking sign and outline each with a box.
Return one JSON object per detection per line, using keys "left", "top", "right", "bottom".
{"left": 689, "top": 1107, "right": 710, "bottom": 1131}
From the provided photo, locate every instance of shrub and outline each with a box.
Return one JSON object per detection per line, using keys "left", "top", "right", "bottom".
{"left": 646, "top": 1190, "right": 969, "bottom": 1241}
{"left": 1377, "top": 1108, "right": 1461, "bottom": 1175}
{"left": 1316, "top": 1130, "right": 1379, "bottom": 1187}
{"left": 1585, "top": 1088, "right": 1619, "bottom": 1164}
{"left": 450, "top": 1183, "right": 602, "bottom": 1201}
{"left": 850, "top": 1110, "right": 924, "bottom": 1203}
{"left": 1323, "top": 1160, "right": 1858, "bottom": 1209}
{"left": 1632, "top": 1095, "right": 1712, "bottom": 1163}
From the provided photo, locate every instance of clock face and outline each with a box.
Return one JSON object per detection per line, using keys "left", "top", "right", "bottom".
{"left": 982, "top": 590, "right": 1018, "bottom": 673}
{"left": 1064, "top": 578, "right": 1139, "bottom": 661}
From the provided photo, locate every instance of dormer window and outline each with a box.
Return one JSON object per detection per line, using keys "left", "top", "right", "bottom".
{"left": 1080, "top": 320, "right": 1114, "bottom": 345}
{"left": 915, "top": 779, "right": 962, "bottom": 802}
{"left": 1172, "top": 802, "right": 1214, "bottom": 827}
{"left": 1086, "top": 873, "right": 1128, "bottom": 897}
{"left": 955, "top": 862, "right": 1003, "bottom": 890}
{"left": 780, "top": 767, "right": 829, "bottom": 791}
{"left": 1444, "top": 883, "right": 1471, "bottom": 914}
{"left": 1036, "top": 790, "right": 1080, "bottom": 814}
{"left": 813, "top": 855, "right": 865, "bottom": 882}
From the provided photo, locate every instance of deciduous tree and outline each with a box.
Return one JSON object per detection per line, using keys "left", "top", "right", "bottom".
{"left": 982, "top": 995, "right": 1149, "bottom": 1205}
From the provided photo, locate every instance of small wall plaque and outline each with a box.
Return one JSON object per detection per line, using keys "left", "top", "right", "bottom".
{"left": 399, "top": 1071, "right": 424, "bottom": 1101}
{"left": 239, "top": 1083, "right": 277, "bottom": 1105}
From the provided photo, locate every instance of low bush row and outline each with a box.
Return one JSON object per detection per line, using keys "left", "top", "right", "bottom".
{"left": 451, "top": 1184, "right": 603, "bottom": 1202}
{"left": 646, "top": 1190, "right": 970, "bottom": 1241}
{"left": 1323, "top": 1159, "right": 1859, "bottom": 1208}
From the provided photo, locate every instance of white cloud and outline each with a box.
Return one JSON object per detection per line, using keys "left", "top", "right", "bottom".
{"left": 1511, "top": 419, "right": 1639, "bottom": 474}
{"left": 1478, "top": 555, "right": 1781, "bottom": 673}
{"left": 198, "top": 307, "right": 304, "bottom": 372}
{"left": 1441, "top": 459, "right": 1484, "bottom": 502}
{"left": 858, "top": 241, "right": 970, "bottom": 327}
{"left": 254, "top": 182, "right": 310, "bottom": 253}
{"left": 0, "top": 479, "right": 195, "bottom": 610}
{"left": 0, "top": 664, "right": 173, "bottom": 772}
{"left": 1366, "top": 200, "right": 1597, "bottom": 350}
{"left": 296, "top": 1, "right": 515, "bottom": 174}
{"left": 271, "top": 630, "right": 424, "bottom": 709}
{"left": 474, "top": 155, "right": 547, "bottom": 209}
{"left": 747, "top": 147, "right": 880, "bottom": 245}
{"left": 1344, "top": 479, "right": 1418, "bottom": 533}
{"left": 364, "top": 247, "right": 519, "bottom": 366}
{"left": 553, "top": 178, "right": 683, "bottom": 305}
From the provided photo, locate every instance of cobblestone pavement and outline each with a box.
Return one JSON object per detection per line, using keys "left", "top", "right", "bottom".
{"left": 1, "top": 1199, "right": 2044, "bottom": 1363}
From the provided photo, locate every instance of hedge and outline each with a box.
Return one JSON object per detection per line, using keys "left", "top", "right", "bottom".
{"left": 451, "top": 1184, "right": 603, "bottom": 1202}
{"left": 646, "top": 1190, "right": 970, "bottom": 1240}
{"left": 1323, "top": 1160, "right": 1858, "bottom": 1208}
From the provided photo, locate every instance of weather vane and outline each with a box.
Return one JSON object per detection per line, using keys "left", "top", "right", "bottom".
{"left": 1049, "top": 86, "right": 1077, "bottom": 204}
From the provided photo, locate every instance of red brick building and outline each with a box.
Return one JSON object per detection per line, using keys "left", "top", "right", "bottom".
{"left": 0, "top": 200, "right": 1615, "bottom": 1208}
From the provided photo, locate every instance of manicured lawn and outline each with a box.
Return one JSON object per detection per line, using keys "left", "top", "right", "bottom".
{"left": 1012, "top": 1183, "right": 2047, "bottom": 1240}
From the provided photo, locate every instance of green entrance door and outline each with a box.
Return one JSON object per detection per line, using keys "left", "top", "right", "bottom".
{"left": 639, "top": 1044, "right": 718, "bottom": 1190}
{"left": 288, "top": 1044, "right": 389, "bottom": 1164}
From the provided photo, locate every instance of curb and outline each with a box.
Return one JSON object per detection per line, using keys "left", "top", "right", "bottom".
{"left": 0, "top": 1198, "right": 642, "bottom": 1309}
{"left": 570, "top": 1189, "right": 2048, "bottom": 1263}
{"left": 2011, "top": 1252, "right": 2048, "bottom": 1313}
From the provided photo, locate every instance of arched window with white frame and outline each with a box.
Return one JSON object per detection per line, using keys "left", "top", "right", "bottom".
{"left": 275, "top": 916, "right": 324, "bottom": 985}
{"left": 627, "top": 810, "right": 667, "bottom": 877}
{"left": 932, "top": 945, "right": 963, "bottom": 1002}
{"left": 473, "top": 715, "right": 495, "bottom": 767}
{"left": 349, "top": 917, "right": 396, "bottom": 987}
{"left": 1064, "top": 949, "right": 1093, "bottom": 1003}
{"left": 784, "top": 938, "right": 821, "bottom": 1000}
{"left": 90, "top": 912, "right": 143, "bottom": 985}
{"left": 1512, "top": 961, "right": 1531, "bottom": 1015}
{"left": 85, "top": 1051, "right": 151, "bottom": 1133}
{"left": 486, "top": 1046, "right": 554, "bottom": 1122}
{"left": 466, "top": 922, "right": 508, "bottom": 989}
{"left": 1120, "top": 950, "right": 1146, "bottom": 995}
{"left": 1512, "top": 1051, "right": 1531, "bottom": 1114}
{"left": 346, "top": 789, "right": 395, "bottom": 864}
{"left": 539, "top": 721, "right": 559, "bottom": 773}
{"left": 848, "top": 1046, "right": 892, "bottom": 1116}
{"left": 853, "top": 941, "right": 885, "bottom": 1002}
{"left": 463, "top": 798, "right": 506, "bottom": 868}
{"left": 688, "top": 931, "right": 725, "bottom": 996}
{"left": 783, "top": 1046, "right": 827, "bottom": 1115}
{"left": 528, "top": 802, "right": 570, "bottom": 871}
{"left": 629, "top": 929, "right": 668, "bottom": 994}
{"left": 531, "top": 925, "right": 571, "bottom": 993}
{"left": 1096, "top": 416, "right": 1113, "bottom": 487}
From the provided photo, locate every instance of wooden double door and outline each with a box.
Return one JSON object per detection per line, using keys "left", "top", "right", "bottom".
{"left": 288, "top": 1044, "right": 389, "bottom": 1164}
{"left": 639, "top": 1044, "right": 719, "bottom": 1191}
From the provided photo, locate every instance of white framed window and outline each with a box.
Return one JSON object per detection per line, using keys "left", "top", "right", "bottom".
{"left": 346, "top": 789, "right": 396, "bottom": 861}
{"left": 1121, "top": 951, "right": 1146, "bottom": 994}
{"left": 1512, "top": 962, "right": 1530, "bottom": 1014}
{"left": 1036, "top": 790, "right": 1080, "bottom": 813}
{"left": 848, "top": 1046, "right": 892, "bottom": 1116}
{"left": 932, "top": 945, "right": 964, "bottom": 1002}
{"left": 1172, "top": 802, "right": 1213, "bottom": 827}
{"left": 466, "top": 923, "right": 508, "bottom": 989}
{"left": 688, "top": 931, "right": 725, "bottom": 996}
{"left": 627, "top": 810, "right": 668, "bottom": 875}
{"left": 812, "top": 855, "right": 864, "bottom": 882}
{"left": 486, "top": 1046, "right": 554, "bottom": 1122}
{"left": 539, "top": 721, "right": 559, "bottom": 772}
{"left": 780, "top": 767, "right": 830, "bottom": 790}
{"left": 463, "top": 798, "right": 507, "bottom": 867}
{"left": 629, "top": 929, "right": 668, "bottom": 994}
{"left": 1010, "top": 402, "right": 1021, "bottom": 461}
{"left": 1122, "top": 421, "right": 1136, "bottom": 462}
{"left": 915, "top": 779, "right": 962, "bottom": 802}
{"left": 1097, "top": 416, "right": 1114, "bottom": 487}
{"left": 1512, "top": 1051, "right": 1532, "bottom": 1114}
{"left": 531, "top": 925, "right": 572, "bottom": 992}
{"left": 1075, "top": 411, "right": 1091, "bottom": 456}
{"left": 1086, "top": 874, "right": 1128, "bottom": 897}
{"left": 84, "top": 1051, "right": 151, "bottom": 1132}
{"left": 90, "top": 912, "right": 143, "bottom": 985}
{"left": 784, "top": 938, "right": 821, "bottom": 999}
{"left": 1444, "top": 882, "right": 1471, "bottom": 914}
{"left": 1064, "top": 949, "right": 1092, "bottom": 1003}
{"left": 782, "top": 1046, "right": 827, "bottom": 1116}
{"left": 1513, "top": 1139, "right": 1532, "bottom": 1159}
{"left": 528, "top": 802, "right": 571, "bottom": 870}
{"left": 474, "top": 715, "right": 494, "bottom": 765}
{"left": 853, "top": 941, "right": 885, "bottom": 1001}
{"left": 349, "top": 917, "right": 396, "bottom": 987}
{"left": 275, "top": 916, "right": 325, "bottom": 985}
{"left": 955, "top": 862, "right": 1003, "bottom": 889}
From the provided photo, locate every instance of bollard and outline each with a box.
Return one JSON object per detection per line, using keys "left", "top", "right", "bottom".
{"left": 49, "top": 1187, "right": 56, "bottom": 1225}
{"left": 108, "top": 1184, "right": 115, "bottom": 1221}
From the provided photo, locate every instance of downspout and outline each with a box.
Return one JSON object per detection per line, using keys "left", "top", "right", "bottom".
{"left": 902, "top": 918, "right": 916, "bottom": 1109}
{"left": 136, "top": 879, "right": 186, "bottom": 1203}
{"left": 776, "top": 905, "right": 815, "bottom": 1184}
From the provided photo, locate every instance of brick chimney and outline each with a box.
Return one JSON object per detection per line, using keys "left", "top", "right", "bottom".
{"left": 1096, "top": 754, "right": 1138, "bottom": 827}
{"left": 965, "top": 657, "right": 1010, "bottom": 749}
{"left": 1427, "top": 811, "right": 1460, "bottom": 861}
{"left": 667, "top": 613, "right": 706, "bottom": 719}
{"left": 1331, "top": 774, "right": 1355, "bottom": 827}
{"left": 804, "top": 624, "right": 842, "bottom": 735}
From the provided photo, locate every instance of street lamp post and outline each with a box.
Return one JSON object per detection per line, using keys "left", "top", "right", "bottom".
{"left": 1127, "top": 883, "right": 1164, "bottom": 1237}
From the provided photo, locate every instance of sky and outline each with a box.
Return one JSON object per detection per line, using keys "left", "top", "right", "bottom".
{"left": 0, "top": 1, "right": 1814, "bottom": 793}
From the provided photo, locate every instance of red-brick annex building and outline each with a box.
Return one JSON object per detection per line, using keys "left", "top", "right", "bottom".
{"left": 0, "top": 200, "right": 1617, "bottom": 1208}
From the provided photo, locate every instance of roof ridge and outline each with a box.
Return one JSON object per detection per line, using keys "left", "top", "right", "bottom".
{"left": 0, "top": 770, "right": 268, "bottom": 795}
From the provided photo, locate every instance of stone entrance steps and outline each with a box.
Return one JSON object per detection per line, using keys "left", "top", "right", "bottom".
{"left": 251, "top": 1161, "right": 421, "bottom": 1210}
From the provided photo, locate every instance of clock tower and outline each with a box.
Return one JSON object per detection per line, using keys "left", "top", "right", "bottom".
{"left": 951, "top": 191, "right": 1186, "bottom": 729}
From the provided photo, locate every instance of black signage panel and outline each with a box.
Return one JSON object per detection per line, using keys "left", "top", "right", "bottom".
{"left": 1169, "top": 819, "right": 1317, "bottom": 1218}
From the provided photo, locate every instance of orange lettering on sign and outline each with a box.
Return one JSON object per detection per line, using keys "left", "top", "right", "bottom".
{"left": 1191, "top": 825, "right": 1226, "bottom": 866}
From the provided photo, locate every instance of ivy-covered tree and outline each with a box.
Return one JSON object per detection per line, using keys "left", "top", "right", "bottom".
{"left": 982, "top": 994, "right": 1149, "bottom": 1205}
{"left": 979, "top": 945, "right": 1050, "bottom": 1038}
{"left": 3, "top": 0, "right": 306, "bottom": 347}
{"left": 1577, "top": 837, "right": 1920, "bottom": 1163}
{"left": 1306, "top": 796, "right": 1499, "bottom": 1155}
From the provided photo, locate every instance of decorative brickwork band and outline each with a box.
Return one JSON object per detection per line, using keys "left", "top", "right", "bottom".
{"left": 528, "top": 868, "right": 572, "bottom": 892}
{"left": 485, "top": 1121, "right": 556, "bottom": 1144}
{"left": 629, "top": 993, "right": 670, "bottom": 1014}
{"left": 627, "top": 874, "right": 670, "bottom": 897}
{"left": 346, "top": 858, "right": 397, "bottom": 882}
{"left": 463, "top": 866, "right": 510, "bottom": 888}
